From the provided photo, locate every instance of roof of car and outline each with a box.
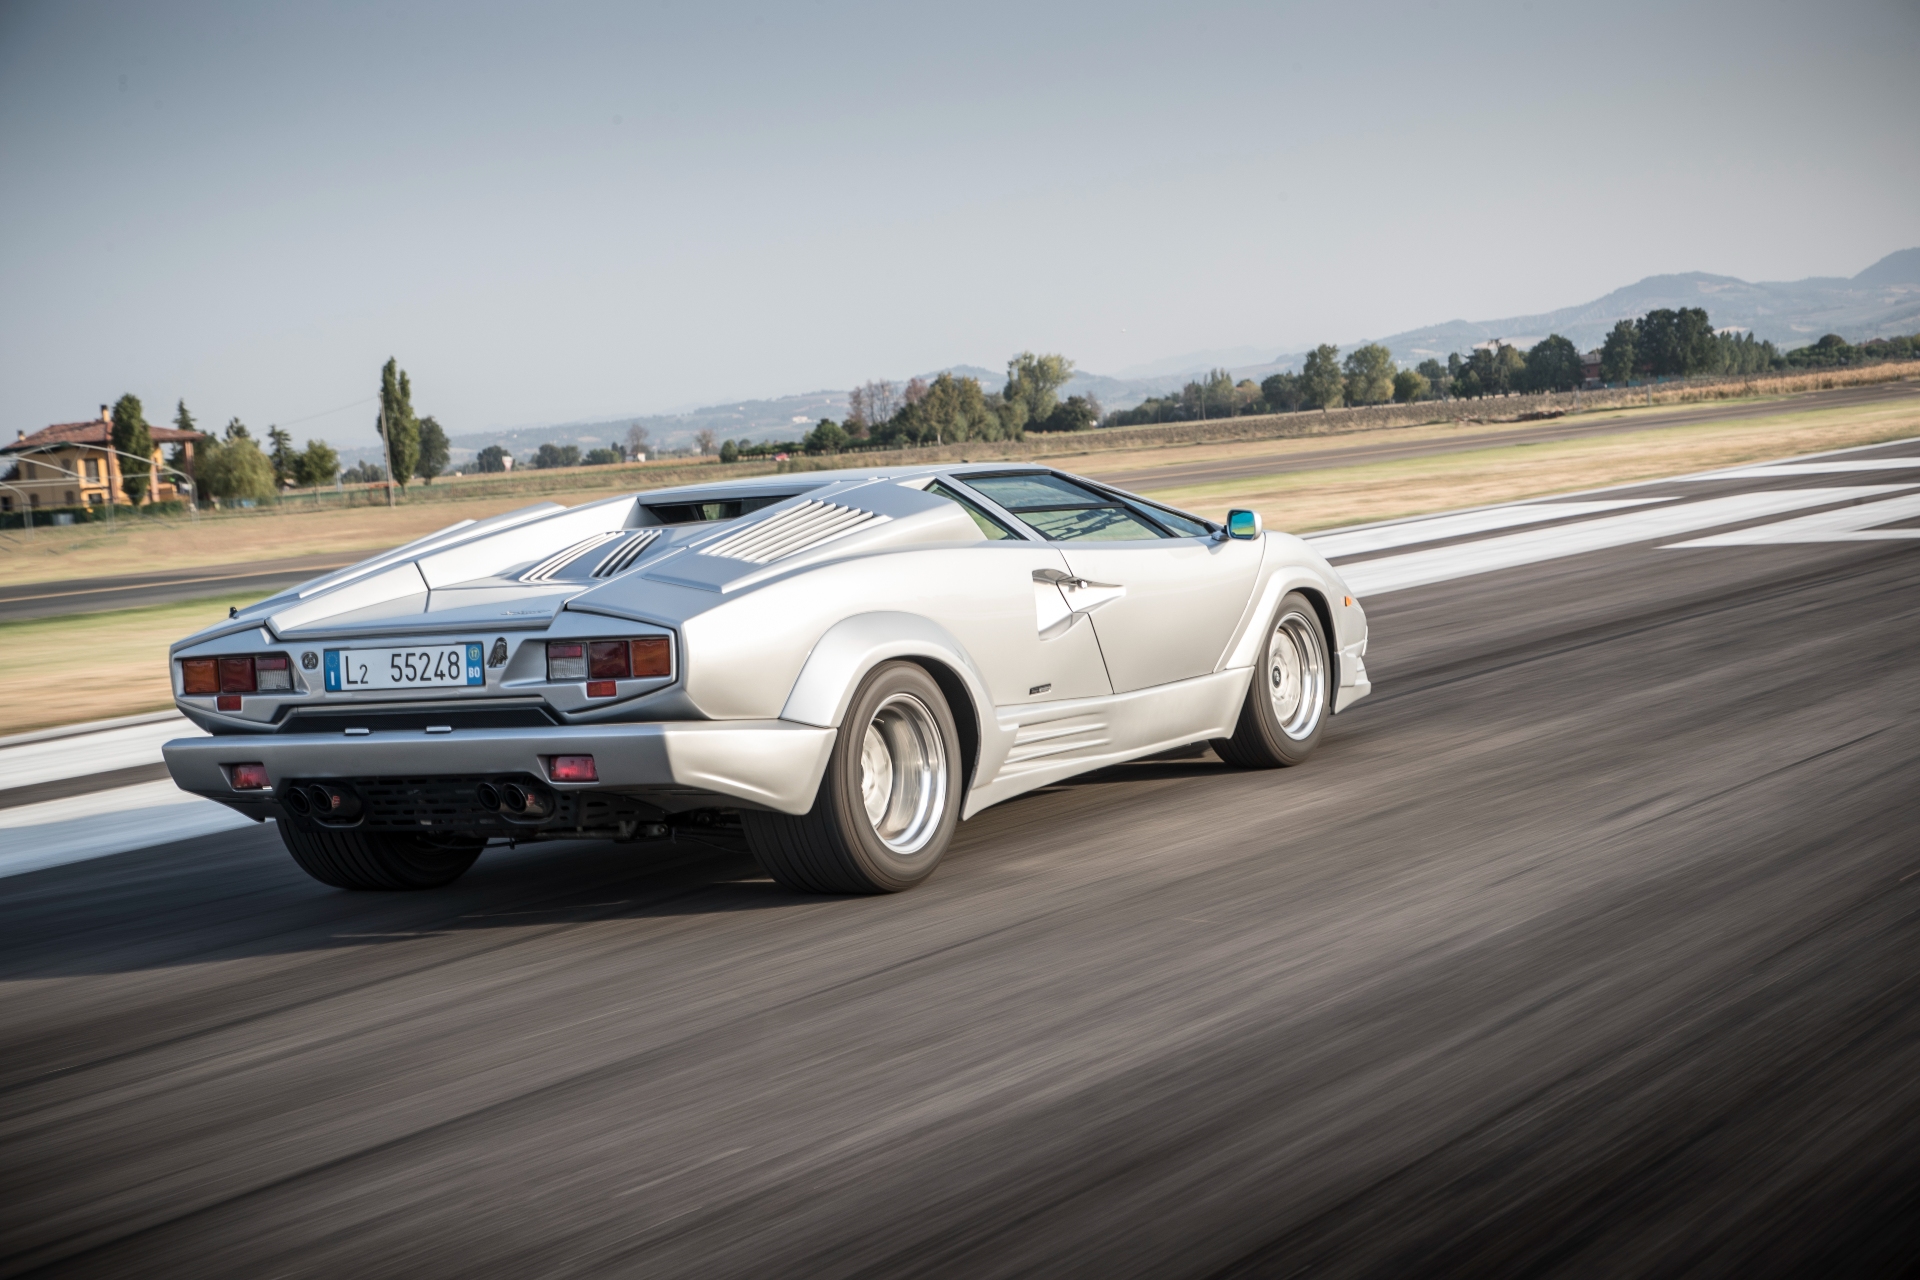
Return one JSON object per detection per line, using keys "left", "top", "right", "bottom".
{"left": 629, "top": 461, "right": 1049, "bottom": 504}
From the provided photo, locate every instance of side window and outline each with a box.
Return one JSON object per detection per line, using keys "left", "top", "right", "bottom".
{"left": 926, "top": 480, "right": 1021, "bottom": 540}
{"left": 1134, "top": 500, "right": 1213, "bottom": 538}
{"left": 961, "top": 473, "right": 1171, "bottom": 542}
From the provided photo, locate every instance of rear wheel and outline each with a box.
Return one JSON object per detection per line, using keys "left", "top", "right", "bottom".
{"left": 1212, "top": 591, "right": 1329, "bottom": 769}
{"left": 744, "top": 661, "right": 961, "bottom": 893}
{"left": 278, "top": 822, "right": 483, "bottom": 890}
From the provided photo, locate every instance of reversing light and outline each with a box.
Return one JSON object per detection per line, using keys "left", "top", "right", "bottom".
{"left": 229, "top": 763, "right": 270, "bottom": 790}
{"left": 255, "top": 655, "right": 292, "bottom": 691}
{"left": 549, "top": 755, "right": 597, "bottom": 782}
{"left": 546, "top": 642, "right": 586, "bottom": 681}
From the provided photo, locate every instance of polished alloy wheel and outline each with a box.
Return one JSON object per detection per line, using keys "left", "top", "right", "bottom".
{"left": 858, "top": 693, "right": 948, "bottom": 855}
{"left": 1267, "top": 609, "right": 1327, "bottom": 740}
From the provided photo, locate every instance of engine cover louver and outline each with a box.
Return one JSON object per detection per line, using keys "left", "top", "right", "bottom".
{"left": 519, "top": 531, "right": 630, "bottom": 582}
{"left": 698, "top": 501, "right": 889, "bottom": 565}
{"left": 591, "top": 529, "right": 662, "bottom": 578}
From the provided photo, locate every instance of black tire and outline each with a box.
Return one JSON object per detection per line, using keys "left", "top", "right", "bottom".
{"left": 277, "top": 821, "right": 483, "bottom": 890}
{"left": 743, "top": 660, "right": 962, "bottom": 894}
{"left": 1212, "top": 591, "right": 1330, "bottom": 769}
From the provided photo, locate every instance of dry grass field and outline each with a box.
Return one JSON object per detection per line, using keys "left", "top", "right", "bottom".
{"left": 1134, "top": 394, "right": 1920, "bottom": 531}
{"left": 0, "top": 592, "right": 261, "bottom": 734}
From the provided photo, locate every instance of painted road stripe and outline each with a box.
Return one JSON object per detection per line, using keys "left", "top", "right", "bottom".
{"left": 1340, "top": 487, "right": 1916, "bottom": 596}
{"left": 1665, "top": 491, "right": 1920, "bottom": 546}
{"left": 1684, "top": 458, "right": 1920, "bottom": 480}
{"left": 1305, "top": 498, "right": 1673, "bottom": 559}
{"left": 0, "top": 716, "right": 203, "bottom": 792}
{"left": 0, "top": 780, "right": 257, "bottom": 879}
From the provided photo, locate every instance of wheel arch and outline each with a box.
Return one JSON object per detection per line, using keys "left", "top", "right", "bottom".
{"left": 779, "top": 611, "right": 991, "bottom": 798}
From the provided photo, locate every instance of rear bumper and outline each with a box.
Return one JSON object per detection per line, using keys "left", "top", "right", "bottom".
{"left": 162, "top": 719, "right": 837, "bottom": 818}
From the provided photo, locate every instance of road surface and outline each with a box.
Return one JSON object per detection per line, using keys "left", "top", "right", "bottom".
{"left": 2, "top": 440, "right": 1919, "bottom": 1276}
{"left": 0, "top": 554, "right": 356, "bottom": 624}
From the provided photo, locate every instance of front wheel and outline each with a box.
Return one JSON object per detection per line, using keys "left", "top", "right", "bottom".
{"left": 278, "top": 822, "right": 483, "bottom": 890}
{"left": 743, "top": 660, "right": 962, "bottom": 893}
{"left": 1212, "top": 591, "right": 1330, "bottom": 769}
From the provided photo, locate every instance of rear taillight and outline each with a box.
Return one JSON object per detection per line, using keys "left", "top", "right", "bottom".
{"left": 548, "top": 637, "right": 672, "bottom": 683}
{"left": 229, "top": 763, "right": 270, "bottom": 790}
{"left": 630, "top": 636, "right": 670, "bottom": 678}
{"left": 181, "top": 654, "right": 293, "bottom": 699}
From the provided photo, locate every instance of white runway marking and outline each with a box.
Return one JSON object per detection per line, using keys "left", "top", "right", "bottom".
{"left": 1665, "top": 491, "right": 1920, "bottom": 546}
{"left": 1339, "top": 487, "right": 1916, "bottom": 596}
{"left": 0, "top": 716, "right": 201, "bottom": 790}
{"left": 1305, "top": 498, "right": 1673, "bottom": 559}
{"left": 0, "top": 780, "right": 258, "bottom": 880}
{"left": 1684, "top": 458, "right": 1920, "bottom": 480}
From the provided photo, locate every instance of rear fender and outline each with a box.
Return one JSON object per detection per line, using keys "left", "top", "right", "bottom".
{"left": 780, "top": 611, "right": 998, "bottom": 791}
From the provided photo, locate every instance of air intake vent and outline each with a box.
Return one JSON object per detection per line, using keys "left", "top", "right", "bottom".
{"left": 591, "top": 529, "right": 662, "bottom": 578}
{"left": 519, "top": 531, "right": 629, "bottom": 582}
{"left": 698, "top": 501, "right": 889, "bottom": 565}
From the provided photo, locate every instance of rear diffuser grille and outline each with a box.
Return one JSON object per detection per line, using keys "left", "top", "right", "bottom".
{"left": 288, "top": 774, "right": 663, "bottom": 836}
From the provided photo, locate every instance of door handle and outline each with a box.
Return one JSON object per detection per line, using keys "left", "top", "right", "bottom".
{"left": 1032, "top": 567, "right": 1119, "bottom": 592}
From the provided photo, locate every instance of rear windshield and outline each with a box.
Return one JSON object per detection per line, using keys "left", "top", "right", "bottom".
{"left": 644, "top": 494, "right": 792, "bottom": 525}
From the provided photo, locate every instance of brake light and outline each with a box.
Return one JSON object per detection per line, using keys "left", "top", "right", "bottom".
{"left": 546, "top": 642, "right": 586, "bottom": 680}
{"left": 218, "top": 656, "right": 256, "bottom": 693}
{"left": 630, "top": 636, "right": 670, "bottom": 678}
{"left": 181, "top": 658, "right": 219, "bottom": 695}
{"left": 549, "top": 755, "right": 597, "bottom": 782}
{"left": 588, "top": 640, "right": 629, "bottom": 679}
{"left": 229, "top": 763, "right": 270, "bottom": 790}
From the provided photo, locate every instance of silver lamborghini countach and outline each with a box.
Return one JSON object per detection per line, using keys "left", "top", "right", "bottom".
{"left": 163, "top": 465, "right": 1371, "bottom": 893}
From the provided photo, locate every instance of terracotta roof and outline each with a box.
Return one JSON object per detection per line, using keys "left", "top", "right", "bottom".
{"left": 2, "top": 420, "right": 208, "bottom": 454}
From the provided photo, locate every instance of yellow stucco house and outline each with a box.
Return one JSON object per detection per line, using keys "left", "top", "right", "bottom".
{"left": 1, "top": 406, "right": 207, "bottom": 513}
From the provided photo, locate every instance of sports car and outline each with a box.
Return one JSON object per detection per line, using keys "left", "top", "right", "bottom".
{"left": 162, "top": 463, "right": 1371, "bottom": 892}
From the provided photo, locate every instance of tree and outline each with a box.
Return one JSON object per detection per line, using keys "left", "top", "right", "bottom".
{"left": 110, "top": 394, "right": 153, "bottom": 504}
{"left": 1300, "top": 345, "right": 1344, "bottom": 410}
{"left": 1003, "top": 352, "right": 1075, "bottom": 428}
{"left": 1392, "top": 369, "right": 1430, "bottom": 403}
{"left": 294, "top": 440, "right": 339, "bottom": 488}
{"left": 377, "top": 358, "right": 421, "bottom": 487}
{"left": 583, "top": 447, "right": 622, "bottom": 465}
{"left": 804, "top": 419, "right": 850, "bottom": 454}
{"left": 533, "top": 443, "right": 581, "bottom": 469}
{"left": 267, "top": 426, "right": 297, "bottom": 486}
{"left": 694, "top": 428, "right": 716, "bottom": 455}
{"left": 414, "top": 416, "right": 450, "bottom": 484}
{"left": 1600, "top": 320, "right": 1637, "bottom": 384}
{"left": 626, "top": 423, "right": 650, "bottom": 458}
{"left": 1343, "top": 344, "right": 1396, "bottom": 406}
{"left": 342, "top": 460, "right": 388, "bottom": 485}
{"left": 1634, "top": 307, "right": 1713, "bottom": 378}
{"left": 196, "top": 431, "right": 277, "bottom": 505}
{"left": 1416, "top": 358, "right": 1449, "bottom": 398}
{"left": 1261, "top": 372, "right": 1305, "bottom": 413}
{"left": 475, "top": 445, "right": 509, "bottom": 473}
{"left": 718, "top": 439, "right": 739, "bottom": 463}
{"left": 1522, "top": 334, "right": 1584, "bottom": 393}
{"left": 846, "top": 381, "right": 899, "bottom": 436}
{"left": 1038, "top": 395, "right": 1100, "bottom": 433}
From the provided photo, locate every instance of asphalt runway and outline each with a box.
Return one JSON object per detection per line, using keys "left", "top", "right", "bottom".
{"left": 1086, "top": 377, "right": 1920, "bottom": 493}
{"left": 4, "top": 445, "right": 1920, "bottom": 1276}
{"left": 0, "top": 554, "right": 356, "bottom": 624}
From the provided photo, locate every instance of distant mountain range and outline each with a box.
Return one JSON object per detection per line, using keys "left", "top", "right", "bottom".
{"left": 436, "top": 248, "right": 1920, "bottom": 461}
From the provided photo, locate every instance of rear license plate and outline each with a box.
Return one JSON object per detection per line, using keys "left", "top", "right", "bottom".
{"left": 325, "top": 643, "right": 484, "bottom": 691}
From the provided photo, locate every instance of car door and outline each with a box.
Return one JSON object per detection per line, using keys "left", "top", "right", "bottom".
{"left": 919, "top": 480, "right": 1111, "bottom": 706}
{"left": 958, "top": 473, "right": 1262, "bottom": 694}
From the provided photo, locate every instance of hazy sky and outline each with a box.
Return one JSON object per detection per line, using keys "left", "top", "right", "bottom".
{"left": 3, "top": 0, "right": 1917, "bottom": 447}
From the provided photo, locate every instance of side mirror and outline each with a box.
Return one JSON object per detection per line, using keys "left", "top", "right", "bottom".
{"left": 1226, "top": 509, "right": 1263, "bottom": 540}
